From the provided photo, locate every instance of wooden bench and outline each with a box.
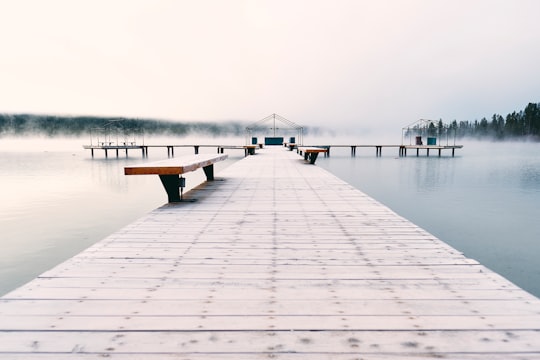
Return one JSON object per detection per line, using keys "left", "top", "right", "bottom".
{"left": 124, "top": 154, "right": 228, "bottom": 202}
{"left": 285, "top": 142, "right": 297, "bottom": 151}
{"left": 297, "top": 147, "right": 328, "bottom": 164}
{"left": 244, "top": 145, "right": 257, "bottom": 156}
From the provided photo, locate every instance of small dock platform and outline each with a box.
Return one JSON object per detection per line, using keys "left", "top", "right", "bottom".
{"left": 1, "top": 147, "right": 538, "bottom": 358}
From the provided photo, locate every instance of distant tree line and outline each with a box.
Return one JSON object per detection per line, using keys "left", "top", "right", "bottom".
{"left": 2, "top": 103, "right": 539, "bottom": 141}
{"left": 0, "top": 114, "right": 246, "bottom": 138}
{"left": 447, "top": 102, "right": 540, "bottom": 140}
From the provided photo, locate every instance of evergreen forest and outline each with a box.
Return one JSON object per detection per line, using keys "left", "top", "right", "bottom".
{"left": 448, "top": 102, "right": 540, "bottom": 140}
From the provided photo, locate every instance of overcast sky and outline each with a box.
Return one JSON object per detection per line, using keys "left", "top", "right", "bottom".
{"left": 1, "top": 0, "right": 539, "bottom": 134}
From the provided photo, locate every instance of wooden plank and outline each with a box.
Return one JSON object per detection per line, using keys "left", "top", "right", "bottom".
{"left": 37, "top": 263, "right": 500, "bottom": 280}
{"left": 0, "top": 330, "right": 538, "bottom": 355}
{"left": 0, "top": 355, "right": 532, "bottom": 360}
{"left": 2, "top": 299, "right": 538, "bottom": 316}
{"left": 5, "top": 286, "right": 532, "bottom": 302}
{"left": 2, "top": 314, "right": 540, "bottom": 331}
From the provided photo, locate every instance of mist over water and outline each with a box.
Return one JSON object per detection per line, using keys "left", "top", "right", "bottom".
{"left": 0, "top": 136, "right": 539, "bottom": 298}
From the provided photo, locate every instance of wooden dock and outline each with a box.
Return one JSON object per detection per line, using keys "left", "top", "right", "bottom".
{"left": 300, "top": 144, "right": 463, "bottom": 157}
{"left": 83, "top": 144, "right": 258, "bottom": 158}
{"left": 84, "top": 142, "right": 463, "bottom": 158}
{"left": 1, "top": 146, "right": 539, "bottom": 358}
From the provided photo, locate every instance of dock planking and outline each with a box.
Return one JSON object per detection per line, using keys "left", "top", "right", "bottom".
{"left": 1, "top": 147, "right": 539, "bottom": 359}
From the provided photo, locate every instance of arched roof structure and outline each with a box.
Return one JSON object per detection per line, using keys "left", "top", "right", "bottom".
{"left": 245, "top": 113, "right": 304, "bottom": 144}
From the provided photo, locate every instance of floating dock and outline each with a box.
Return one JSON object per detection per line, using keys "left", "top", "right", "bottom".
{"left": 1, "top": 146, "right": 538, "bottom": 358}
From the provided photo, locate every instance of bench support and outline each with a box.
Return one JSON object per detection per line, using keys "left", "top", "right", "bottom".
{"left": 203, "top": 164, "right": 214, "bottom": 181}
{"left": 304, "top": 152, "right": 319, "bottom": 164}
{"left": 158, "top": 164, "right": 215, "bottom": 202}
{"left": 159, "top": 175, "right": 182, "bottom": 202}
{"left": 298, "top": 147, "right": 327, "bottom": 165}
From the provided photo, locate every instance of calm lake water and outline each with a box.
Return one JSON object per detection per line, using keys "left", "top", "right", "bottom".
{"left": 1, "top": 136, "right": 539, "bottom": 298}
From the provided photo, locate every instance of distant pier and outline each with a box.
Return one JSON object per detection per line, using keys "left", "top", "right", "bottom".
{"left": 83, "top": 143, "right": 259, "bottom": 158}
{"left": 84, "top": 142, "right": 463, "bottom": 158}
{"left": 1, "top": 146, "right": 537, "bottom": 358}
{"left": 298, "top": 144, "right": 463, "bottom": 157}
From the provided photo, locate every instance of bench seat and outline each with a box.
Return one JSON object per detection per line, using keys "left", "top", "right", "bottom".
{"left": 297, "top": 147, "right": 328, "bottom": 164}
{"left": 243, "top": 145, "right": 257, "bottom": 155}
{"left": 286, "top": 143, "right": 297, "bottom": 151}
{"left": 125, "top": 154, "right": 228, "bottom": 202}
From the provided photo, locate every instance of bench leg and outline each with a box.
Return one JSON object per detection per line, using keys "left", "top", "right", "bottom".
{"left": 159, "top": 175, "right": 181, "bottom": 202}
{"left": 309, "top": 152, "right": 319, "bottom": 164}
{"left": 203, "top": 164, "right": 215, "bottom": 181}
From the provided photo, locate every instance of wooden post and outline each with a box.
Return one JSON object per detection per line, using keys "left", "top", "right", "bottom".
{"left": 400, "top": 146, "right": 407, "bottom": 157}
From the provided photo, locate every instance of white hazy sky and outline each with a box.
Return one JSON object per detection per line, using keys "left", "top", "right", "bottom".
{"left": 1, "top": 0, "right": 539, "bottom": 133}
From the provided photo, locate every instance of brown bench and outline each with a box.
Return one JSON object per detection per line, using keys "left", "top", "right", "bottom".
{"left": 124, "top": 154, "right": 228, "bottom": 202}
{"left": 244, "top": 145, "right": 257, "bottom": 155}
{"left": 297, "top": 147, "right": 328, "bottom": 164}
{"left": 284, "top": 142, "right": 297, "bottom": 151}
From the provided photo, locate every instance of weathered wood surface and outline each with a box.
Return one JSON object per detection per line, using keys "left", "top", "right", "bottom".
{"left": 298, "top": 146, "right": 328, "bottom": 152}
{"left": 124, "top": 153, "right": 228, "bottom": 175}
{"left": 1, "top": 147, "right": 539, "bottom": 359}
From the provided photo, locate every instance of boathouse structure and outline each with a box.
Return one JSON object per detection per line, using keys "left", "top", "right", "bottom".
{"left": 0, "top": 145, "right": 538, "bottom": 358}
{"left": 245, "top": 113, "right": 304, "bottom": 146}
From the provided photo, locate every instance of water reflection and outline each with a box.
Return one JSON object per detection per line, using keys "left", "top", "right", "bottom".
{"left": 520, "top": 163, "right": 540, "bottom": 190}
